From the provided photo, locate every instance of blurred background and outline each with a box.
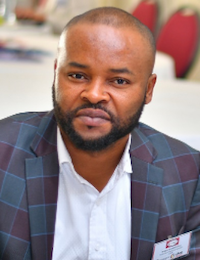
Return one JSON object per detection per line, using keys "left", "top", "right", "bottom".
{"left": 0, "top": 0, "right": 200, "bottom": 150}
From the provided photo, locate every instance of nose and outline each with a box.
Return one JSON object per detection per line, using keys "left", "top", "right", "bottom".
{"left": 80, "top": 80, "right": 110, "bottom": 104}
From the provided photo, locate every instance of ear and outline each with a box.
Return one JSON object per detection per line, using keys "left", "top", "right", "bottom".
{"left": 54, "top": 59, "right": 57, "bottom": 71}
{"left": 53, "top": 59, "right": 57, "bottom": 82}
{"left": 145, "top": 73, "right": 157, "bottom": 104}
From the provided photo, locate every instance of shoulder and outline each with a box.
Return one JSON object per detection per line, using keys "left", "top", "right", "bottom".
{"left": 137, "top": 122, "right": 198, "bottom": 151}
{"left": 0, "top": 111, "right": 47, "bottom": 125}
{"left": 134, "top": 123, "right": 200, "bottom": 198}
{"left": 0, "top": 111, "right": 53, "bottom": 146}
{"left": 136, "top": 122, "right": 199, "bottom": 162}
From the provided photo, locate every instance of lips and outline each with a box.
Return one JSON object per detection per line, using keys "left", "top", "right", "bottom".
{"left": 76, "top": 108, "right": 110, "bottom": 119}
{"left": 76, "top": 108, "right": 111, "bottom": 126}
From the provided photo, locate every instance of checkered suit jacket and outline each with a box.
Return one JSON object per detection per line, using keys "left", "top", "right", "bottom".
{"left": 0, "top": 110, "right": 200, "bottom": 260}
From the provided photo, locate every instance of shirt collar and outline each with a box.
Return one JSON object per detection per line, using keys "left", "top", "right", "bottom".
{"left": 57, "top": 127, "right": 72, "bottom": 165}
{"left": 119, "top": 134, "right": 132, "bottom": 174}
{"left": 57, "top": 127, "right": 132, "bottom": 174}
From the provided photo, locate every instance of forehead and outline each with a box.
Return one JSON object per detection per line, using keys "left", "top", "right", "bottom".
{"left": 57, "top": 23, "right": 153, "bottom": 73}
{"left": 60, "top": 23, "right": 147, "bottom": 53}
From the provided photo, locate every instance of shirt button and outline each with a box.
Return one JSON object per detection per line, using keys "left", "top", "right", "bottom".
{"left": 95, "top": 244, "right": 100, "bottom": 251}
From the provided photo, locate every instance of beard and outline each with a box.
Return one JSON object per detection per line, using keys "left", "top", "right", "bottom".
{"left": 53, "top": 84, "right": 145, "bottom": 152}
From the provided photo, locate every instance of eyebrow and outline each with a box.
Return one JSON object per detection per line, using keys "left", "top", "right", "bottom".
{"left": 109, "top": 68, "right": 134, "bottom": 75}
{"left": 68, "top": 62, "right": 89, "bottom": 69}
{"left": 68, "top": 62, "right": 134, "bottom": 75}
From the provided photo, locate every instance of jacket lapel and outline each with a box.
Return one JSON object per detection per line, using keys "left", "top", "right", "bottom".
{"left": 25, "top": 111, "right": 59, "bottom": 260}
{"left": 130, "top": 127, "right": 164, "bottom": 259}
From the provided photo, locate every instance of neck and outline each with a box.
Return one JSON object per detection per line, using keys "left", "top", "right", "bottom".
{"left": 61, "top": 132, "right": 130, "bottom": 192}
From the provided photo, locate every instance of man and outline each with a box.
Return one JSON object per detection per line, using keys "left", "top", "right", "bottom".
{"left": 0, "top": 7, "right": 200, "bottom": 260}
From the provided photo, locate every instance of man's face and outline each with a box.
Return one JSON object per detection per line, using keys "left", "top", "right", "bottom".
{"left": 53, "top": 23, "right": 156, "bottom": 151}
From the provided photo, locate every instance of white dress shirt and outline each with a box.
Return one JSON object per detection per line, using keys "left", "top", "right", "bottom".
{"left": 52, "top": 129, "right": 132, "bottom": 260}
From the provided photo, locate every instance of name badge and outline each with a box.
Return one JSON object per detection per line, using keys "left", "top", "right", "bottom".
{"left": 152, "top": 232, "right": 192, "bottom": 260}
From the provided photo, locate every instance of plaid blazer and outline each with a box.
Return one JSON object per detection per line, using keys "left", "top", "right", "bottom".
{"left": 0, "top": 110, "right": 200, "bottom": 260}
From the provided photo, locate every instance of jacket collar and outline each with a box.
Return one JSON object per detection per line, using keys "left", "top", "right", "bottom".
{"left": 130, "top": 124, "right": 158, "bottom": 164}
{"left": 129, "top": 124, "right": 163, "bottom": 259}
{"left": 26, "top": 110, "right": 59, "bottom": 259}
{"left": 30, "top": 110, "right": 57, "bottom": 157}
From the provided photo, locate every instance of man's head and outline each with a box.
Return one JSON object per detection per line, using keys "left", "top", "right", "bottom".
{"left": 53, "top": 7, "right": 157, "bottom": 151}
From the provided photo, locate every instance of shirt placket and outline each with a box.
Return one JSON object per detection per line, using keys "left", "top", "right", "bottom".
{"left": 88, "top": 195, "right": 107, "bottom": 260}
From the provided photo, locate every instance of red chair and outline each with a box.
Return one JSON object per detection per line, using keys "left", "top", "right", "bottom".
{"left": 38, "top": 0, "right": 47, "bottom": 6}
{"left": 156, "top": 8, "right": 200, "bottom": 78}
{"left": 132, "top": 0, "right": 158, "bottom": 34}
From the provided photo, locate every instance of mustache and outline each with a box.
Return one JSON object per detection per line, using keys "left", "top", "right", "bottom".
{"left": 52, "top": 83, "right": 116, "bottom": 122}
{"left": 66, "top": 103, "right": 115, "bottom": 122}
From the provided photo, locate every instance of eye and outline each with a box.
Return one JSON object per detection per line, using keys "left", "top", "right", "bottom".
{"left": 68, "top": 73, "right": 85, "bottom": 80}
{"left": 114, "top": 78, "right": 129, "bottom": 85}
